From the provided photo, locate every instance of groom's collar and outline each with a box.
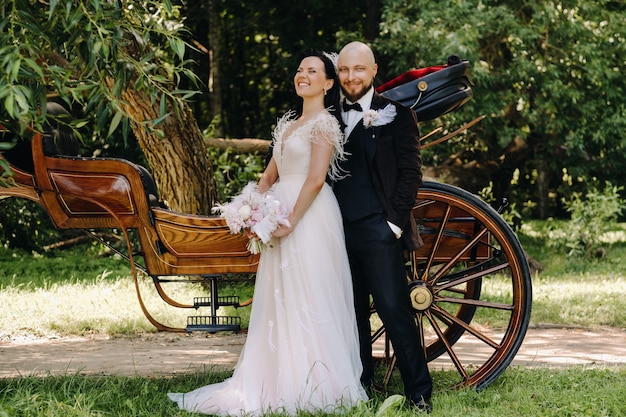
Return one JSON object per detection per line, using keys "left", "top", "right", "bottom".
{"left": 370, "top": 90, "right": 389, "bottom": 110}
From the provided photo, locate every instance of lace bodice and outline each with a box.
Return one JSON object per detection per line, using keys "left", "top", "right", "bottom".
{"left": 272, "top": 111, "right": 346, "bottom": 180}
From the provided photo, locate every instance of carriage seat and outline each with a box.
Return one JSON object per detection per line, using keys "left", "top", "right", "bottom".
{"left": 2, "top": 127, "right": 163, "bottom": 210}
{"left": 377, "top": 54, "right": 473, "bottom": 122}
{"left": 54, "top": 152, "right": 164, "bottom": 209}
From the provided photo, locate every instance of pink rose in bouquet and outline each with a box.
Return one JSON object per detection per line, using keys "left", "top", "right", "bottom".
{"left": 212, "top": 182, "right": 290, "bottom": 254}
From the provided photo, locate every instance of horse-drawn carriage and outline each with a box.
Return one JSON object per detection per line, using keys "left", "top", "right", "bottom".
{"left": 0, "top": 57, "right": 532, "bottom": 391}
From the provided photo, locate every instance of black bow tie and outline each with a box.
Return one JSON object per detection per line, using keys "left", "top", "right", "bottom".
{"left": 342, "top": 100, "right": 363, "bottom": 112}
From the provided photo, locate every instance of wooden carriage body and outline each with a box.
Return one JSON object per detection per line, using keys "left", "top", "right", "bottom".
{"left": 1, "top": 130, "right": 260, "bottom": 332}
{"left": 2, "top": 132, "right": 259, "bottom": 277}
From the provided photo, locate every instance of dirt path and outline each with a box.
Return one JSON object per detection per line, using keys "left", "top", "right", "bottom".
{"left": 1, "top": 326, "right": 625, "bottom": 378}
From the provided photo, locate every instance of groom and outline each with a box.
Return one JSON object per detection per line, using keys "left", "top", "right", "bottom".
{"left": 333, "top": 41, "right": 433, "bottom": 413}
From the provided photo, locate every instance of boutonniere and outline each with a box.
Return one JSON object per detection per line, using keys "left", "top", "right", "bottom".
{"left": 363, "top": 104, "right": 397, "bottom": 128}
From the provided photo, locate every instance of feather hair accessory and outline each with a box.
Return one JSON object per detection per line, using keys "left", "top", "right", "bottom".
{"left": 322, "top": 51, "right": 338, "bottom": 72}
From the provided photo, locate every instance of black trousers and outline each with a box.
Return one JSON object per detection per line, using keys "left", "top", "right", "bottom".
{"left": 344, "top": 212, "right": 432, "bottom": 399}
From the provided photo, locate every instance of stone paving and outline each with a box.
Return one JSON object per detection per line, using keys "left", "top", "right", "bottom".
{"left": 1, "top": 325, "right": 625, "bottom": 378}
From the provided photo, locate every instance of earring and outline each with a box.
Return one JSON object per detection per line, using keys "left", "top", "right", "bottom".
{"left": 323, "top": 89, "right": 327, "bottom": 96}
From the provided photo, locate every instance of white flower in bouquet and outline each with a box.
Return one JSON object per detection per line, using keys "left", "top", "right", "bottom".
{"left": 238, "top": 204, "right": 252, "bottom": 220}
{"left": 212, "top": 182, "right": 290, "bottom": 254}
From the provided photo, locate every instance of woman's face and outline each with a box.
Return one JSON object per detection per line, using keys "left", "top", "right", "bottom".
{"left": 294, "top": 56, "right": 332, "bottom": 99}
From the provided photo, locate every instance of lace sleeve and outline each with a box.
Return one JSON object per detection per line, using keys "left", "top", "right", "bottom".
{"left": 310, "top": 112, "right": 347, "bottom": 181}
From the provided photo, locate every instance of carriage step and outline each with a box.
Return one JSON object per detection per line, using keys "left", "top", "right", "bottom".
{"left": 193, "top": 296, "right": 240, "bottom": 308}
{"left": 186, "top": 315, "right": 241, "bottom": 333}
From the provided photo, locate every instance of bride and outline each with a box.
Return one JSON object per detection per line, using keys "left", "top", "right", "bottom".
{"left": 168, "top": 49, "right": 367, "bottom": 416}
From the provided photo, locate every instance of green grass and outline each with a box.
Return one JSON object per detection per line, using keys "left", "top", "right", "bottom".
{"left": 0, "top": 244, "right": 254, "bottom": 337}
{"left": 0, "top": 367, "right": 624, "bottom": 416}
{"left": 1, "top": 220, "right": 626, "bottom": 415}
{"left": 519, "top": 220, "right": 626, "bottom": 329}
{"left": 2, "top": 220, "right": 626, "bottom": 337}
{"left": 519, "top": 219, "right": 626, "bottom": 276}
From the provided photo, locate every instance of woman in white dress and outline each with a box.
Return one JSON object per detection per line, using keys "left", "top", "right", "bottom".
{"left": 168, "top": 49, "right": 367, "bottom": 416}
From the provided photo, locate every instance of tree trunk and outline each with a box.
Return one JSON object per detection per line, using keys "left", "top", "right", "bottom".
{"left": 112, "top": 83, "right": 216, "bottom": 215}
{"left": 364, "top": 0, "right": 381, "bottom": 42}
{"left": 207, "top": 0, "right": 224, "bottom": 138}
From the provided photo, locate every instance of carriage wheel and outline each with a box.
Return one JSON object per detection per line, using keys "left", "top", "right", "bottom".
{"left": 374, "top": 181, "right": 532, "bottom": 391}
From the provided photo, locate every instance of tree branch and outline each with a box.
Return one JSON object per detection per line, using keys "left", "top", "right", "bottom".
{"left": 204, "top": 138, "right": 270, "bottom": 155}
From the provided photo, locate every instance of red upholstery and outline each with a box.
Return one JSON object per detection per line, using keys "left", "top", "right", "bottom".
{"left": 377, "top": 65, "right": 447, "bottom": 93}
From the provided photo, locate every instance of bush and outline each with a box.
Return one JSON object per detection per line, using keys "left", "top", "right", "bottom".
{"left": 0, "top": 198, "right": 65, "bottom": 251}
{"left": 209, "top": 147, "right": 265, "bottom": 202}
{"left": 553, "top": 180, "right": 624, "bottom": 258}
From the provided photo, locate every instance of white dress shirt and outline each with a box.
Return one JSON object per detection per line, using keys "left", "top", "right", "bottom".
{"left": 341, "top": 88, "right": 374, "bottom": 137}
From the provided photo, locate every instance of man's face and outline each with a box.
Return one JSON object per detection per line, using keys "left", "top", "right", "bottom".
{"left": 337, "top": 48, "right": 377, "bottom": 103}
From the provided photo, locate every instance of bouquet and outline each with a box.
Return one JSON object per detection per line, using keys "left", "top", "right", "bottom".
{"left": 212, "top": 182, "right": 290, "bottom": 254}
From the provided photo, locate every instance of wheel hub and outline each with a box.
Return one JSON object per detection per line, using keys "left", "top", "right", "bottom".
{"left": 408, "top": 281, "right": 433, "bottom": 311}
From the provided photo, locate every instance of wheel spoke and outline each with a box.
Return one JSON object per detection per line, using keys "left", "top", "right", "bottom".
{"left": 431, "top": 304, "right": 501, "bottom": 349}
{"left": 426, "top": 226, "right": 491, "bottom": 284}
{"left": 416, "top": 312, "right": 428, "bottom": 356}
{"left": 436, "top": 295, "right": 514, "bottom": 311}
{"left": 371, "top": 324, "right": 386, "bottom": 344}
{"left": 421, "top": 204, "right": 453, "bottom": 278}
{"left": 433, "top": 256, "right": 503, "bottom": 284}
{"left": 434, "top": 262, "right": 509, "bottom": 291}
{"left": 424, "top": 310, "right": 469, "bottom": 381}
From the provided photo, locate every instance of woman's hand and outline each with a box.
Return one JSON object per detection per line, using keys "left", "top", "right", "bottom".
{"left": 272, "top": 223, "right": 293, "bottom": 238}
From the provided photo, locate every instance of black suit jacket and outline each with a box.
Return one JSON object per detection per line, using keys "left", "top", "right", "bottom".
{"left": 358, "top": 92, "right": 424, "bottom": 251}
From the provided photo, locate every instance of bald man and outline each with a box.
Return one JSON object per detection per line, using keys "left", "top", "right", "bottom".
{"left": 333, "top": 41, "right": 433, "bottom": 413}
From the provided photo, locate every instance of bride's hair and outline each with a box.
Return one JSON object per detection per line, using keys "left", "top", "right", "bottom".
{"left": 293, "top": 48, "right": 344, "bottom": 130}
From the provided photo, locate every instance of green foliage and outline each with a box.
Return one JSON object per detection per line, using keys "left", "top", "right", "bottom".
{"left": 0, "top": 244, "right": 130, "bottom": 289}
{"left": 0, "top": 0, "right": 274, "bottom": 247}
{"left": 0, "top": 199, "right": 61, "bottom": 251}
{"left": 0, "top": 0, "right": 198, "bottom": 149}
{"left": 478, "top": 180, "right": 522, "bottom": 230}
{"left": 553, "top": 180, "right": 624, "bottom": 258}
{"left": 209, "top": 147, "right": 266, "bottom": 202}
{"left": 519, "top": 219, "right": 626, "bottom": 325}
{"left": 182, "top": 1, "right": 364, "bottom": 139}
{"left": 374, "top": 0, "right": 626, "bottom": 218}
{"left": 5, "top": 0, "right": 624, "bottom": 222}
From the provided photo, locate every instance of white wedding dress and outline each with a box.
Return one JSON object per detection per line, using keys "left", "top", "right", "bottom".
{"left": 168, "top": 111, "right": 367, "bottom": 416}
